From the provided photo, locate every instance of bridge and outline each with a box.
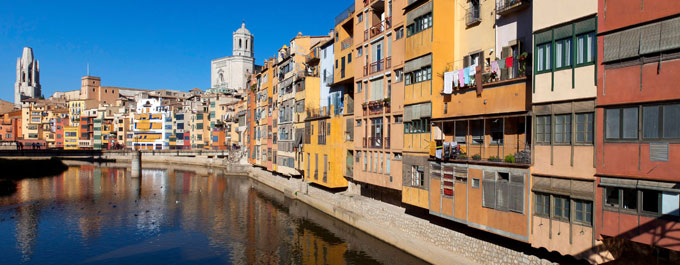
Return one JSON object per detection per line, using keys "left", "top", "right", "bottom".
{"left": 0, "top": 149, "right": 233, "bottom": 159}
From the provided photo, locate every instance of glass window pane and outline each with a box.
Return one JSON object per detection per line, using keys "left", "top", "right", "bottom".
{"left": 556, "top": 41, "right": 563, "bottom": 68}
{"left": 605, "top": 187, "right": 620, "bottom": 207}
{"left": 643, "top": 106, "right": 659, "bottom": 139}
{"left": 587, "top": 33, "right": 595, "bottom": 63}
{"left": 545, "top": 44, "right": 551, "bottom": 70}
{"left": 622, "top": 188, "right": 637, "bottom": 210}
{"left": 537, "top": 46, "right": 544, "bottom": 71}
{"left": 606, "top": 109, "right": 620, "bottom": 139}
{"left": 577, "top": 35, "right": 585, "bottom": 64}
{"left": 623, "top": 107, "right": 639, "bottom": 139}
{"left": 565, "top": 38, "right": 572, "bottom": 66}
{"left": 663, "top": 104, "right": 680, "bottom": 138}
{"left": 642, "top": 190, "right": 660, "bottom": 213}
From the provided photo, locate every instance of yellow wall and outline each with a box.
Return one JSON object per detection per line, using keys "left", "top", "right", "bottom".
{"left": 305, "top": 116, "right": 348, "bottom": 188}
{"left": 402, "top": 185, "right": 429, "bottom": 209}
{"left": 334, "top": 15, "right": 354, "bottom": 84}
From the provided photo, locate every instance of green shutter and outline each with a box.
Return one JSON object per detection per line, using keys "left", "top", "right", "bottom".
{"left": 554, "top": 24, "right": 573, "bottom": 40}
{"left": 575, "top": 17, "right": 596, "bottom": 35}
{"left": 535, "top": 30, "right": 552, "bottom": 44}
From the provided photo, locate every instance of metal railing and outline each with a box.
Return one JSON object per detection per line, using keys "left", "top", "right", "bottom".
{"left": 335, "top": 4, "right": 355, "bottom": 26}
{"left": 370, "top": 57, "right": 391, "bottom": 74}
{"left": 370, "top": 17, "right": 392, "bottom": 38}
{"left": 363, "top": 0, "right": 377, "bottom": 7}
{"left": 465, "top": 6, "right": 481, "bottom": 26}
{"left": 496, "top": 0, "right": 527, "bottom": 15}
{"left": 341, "top": 38, "right": 352, "bottom": 50}
{"left": 369, "top": 136, "right": 382, "bottom": 148}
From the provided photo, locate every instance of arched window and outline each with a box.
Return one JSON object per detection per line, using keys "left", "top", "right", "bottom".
{"left": 239, "top": 39, "right": 242, "bottom": 48}
{"left": 246, "top": 40, "right": 248, "bottom": 49}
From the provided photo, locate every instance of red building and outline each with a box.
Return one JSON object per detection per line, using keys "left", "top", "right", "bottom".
{"left": 55, "top": 116, "right": 69, "bottom": 149}
{"left": 247, "top": 78, "right": 257, "bottom": 165}
{"left": 596, "top": 1, "right": 680, "bottom": 261}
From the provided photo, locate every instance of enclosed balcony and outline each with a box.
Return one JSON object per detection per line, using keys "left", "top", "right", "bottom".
{"left": 495, "top": 0, "right": 529, "bottom": 16}
{"left": 341, "top": 38, "right": 352, "bottom": 50}
{"left": 465, "top": 5, "right": 481, "bottom": 26}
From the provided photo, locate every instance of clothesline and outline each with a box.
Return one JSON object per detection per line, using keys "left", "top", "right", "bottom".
{"left": 442, "top": 55, "right": 520, "bottom": 94}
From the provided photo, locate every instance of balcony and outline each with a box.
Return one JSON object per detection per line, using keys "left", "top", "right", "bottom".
{"left": 362, "top": 99, "right": 390, "bottom": 116}
{"left": 384, "top": 136, "right": 390, "bottom": 149}
{"left": 344, "top": 95, "right": 354, "bottom": 115}
{"left": 465, "top": 6, "right": 481, "bottom": 26}
{"left": 481, "top": 54, "right": 530, "bottom": 85}
{"left": 363, "top": 0, "right": 377, "bottom": 7}
{"left": 305, "top": 48, "right": 320, "bottom": 63}
{"left": 369, "top": 136, "right": 382, "bottom": 148}
{"left": 369, "top": 57, "right": 391, "bottom": 74}
{"left": 334, "top": 4, "right": 355, "bottom": 26}
{"left": 341, "top": 38, "right": 352, "bottom": 50}
{"left": 363, "top": 65, "right": 369, "bottom": 76}
{"left": 369, "top": 17, "right": 392, "bottom": 39}
{"left": 495, "top": 0, "right": 528, "bottom": 16}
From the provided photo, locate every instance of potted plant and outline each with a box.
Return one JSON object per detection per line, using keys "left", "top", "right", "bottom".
{"left": 504, "top": 154, "right": 516, "bottom": 163}
{"left": 472, "top": 154, "right": 482, "bottom": 161}
{"left": 488, "top": 155, "right": 501, "bottom": 162}
{"left": 517, "top": 52, "right": 529, "bottom": 76}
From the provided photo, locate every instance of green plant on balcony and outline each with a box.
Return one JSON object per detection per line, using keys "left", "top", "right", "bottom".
{"left": 504, "top": 154, "right": 515, "bottom": 163}
{"left": 472, "top": 154, "right": 481, "bottom": 160}
{"left": 382, "top": 97, "right": 391, "bottom": 104}
{"left": 488, "top": 155, "right": 502, "bottom": 162}
{"left": 517, "top": 52, "right": 529, "bottom": 76}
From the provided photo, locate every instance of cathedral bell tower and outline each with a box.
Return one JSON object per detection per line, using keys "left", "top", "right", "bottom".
{"left": 233, "top": 22, "right": 253, "bottom": 57}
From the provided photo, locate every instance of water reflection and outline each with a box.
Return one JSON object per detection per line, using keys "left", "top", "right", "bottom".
{"left": 0, "top": 164, "right": 427, "bottom": 265}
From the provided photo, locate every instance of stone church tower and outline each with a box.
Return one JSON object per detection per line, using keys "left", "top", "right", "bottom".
{"left": 210, "top": 22, "right": 255, "bottom": 94}
{"left": 233, "top": 22, "right": 253, "bottom": 57}
{"left": 15, "top": 47, "right": 41, "bottom": 105}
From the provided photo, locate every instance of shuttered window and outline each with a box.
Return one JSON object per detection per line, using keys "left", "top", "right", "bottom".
{"left": 483, "top": 171, "right": 524, "bottom": 213}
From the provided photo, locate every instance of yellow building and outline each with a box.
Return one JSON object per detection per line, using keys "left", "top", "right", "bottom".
{"left": 401, "top": 0, "right": 456, "bottom": 209}
{"left": 63, "top": 126, "right": 79, "bottom": 150}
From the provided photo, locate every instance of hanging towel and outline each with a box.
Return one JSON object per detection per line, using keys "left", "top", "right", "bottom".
{"left": 443, "top": 71, "right": 454, "bottom": 94}
{"left": 452, "top": 70, "right": 459, "bottom": 88}
{"left": 458, "top": 70, "right": 465, "bottom": 87}
{"left": 491, "top": 61, "right": 500, "bottom": 75}
{"left": 469, "top": 65, "right": 476, "bottom": 76}
{"left": 498, "top": 59, "right": 506, "bottom": 69}
{"left": 463, "top": 67, "right": 470, "bottom": 85}
{"left": 505, "top": 56, "right": 514, "bottom": 68}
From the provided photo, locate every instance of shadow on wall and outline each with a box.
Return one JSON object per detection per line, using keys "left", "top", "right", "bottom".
{"left": 578, "top": 216, "right": 680, "bottom": 265}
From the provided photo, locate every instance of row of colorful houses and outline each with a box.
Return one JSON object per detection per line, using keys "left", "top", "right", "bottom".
{"left": 2, "top": 76, "right": 249, "bottom": 151}
{"left": 246, "top": 0, "right": 680, "bottom": 263}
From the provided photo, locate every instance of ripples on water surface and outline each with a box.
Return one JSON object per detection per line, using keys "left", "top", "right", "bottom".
{"left": 0, "top": 164, "right": 427, "bottom": 265}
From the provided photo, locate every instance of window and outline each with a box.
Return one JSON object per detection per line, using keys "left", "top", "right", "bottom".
{"left": 555, "top": 38, "right": 572, "bottom": 69}
{"left": 385, "top": 153, "right": 391, "bottom": 175}
{"left": 406, "top": 12, "right": 432, "bottom": 37}
{"left": 472, "top": 178, "right": 480, "bottom": 188}
{"left": 490, "top": 118, "right": 503, "bottom": 145}
{"left": 395, "top": 26, "right": 404, "bottom": 40}
{"left": 575, "top": 113, "right": 594, "bottom": 144}
{"left": 554, "top": 114, "right": 571, "bottom": 144}
{"left": 574, "top": 200, "right": 593, "bottom": 225}
{"left": 357, "top": 47, "right": 362, "bottom": 57}
{"left": 483, "top": 172, "right": 524, "bottom": 212}
{"left": 356, "top": 82, "right": 362, "bottom": 93}
{"left": 395, "top": 69, "right": 403, "bottom": 83}
{"left": 357, "top": 13, "right": 363, "bottom": 23}
{"left": 348, "top": 54, "right": 352, "bottom": 63}
{"left": 412, "top": 165, "right": 424, "bottom": 186}
{"left": 642, "top": 190, "right": 660, "bottom": 214}
{"left": 534, "top": 193, "right": 550, "bottom": 217}
{"left": 470, "top": 119, "right": 484, "bottom": 144}
{"left": 606, "top": 107, "right": 638, "bottom": 140}
{"left": 643, "top": 103, "right": 680, "bottom": 139}
{"left": 455, "top": 121, "right": 467, "bottom": 144}
{"left": 576, "top": 32, "right": 595, "bottom": 65}
{"left": 553, "top": 196, "right": 570, "bottom": 220}
{"left": 536, "top": 42, "right": 552, "bottom": 73}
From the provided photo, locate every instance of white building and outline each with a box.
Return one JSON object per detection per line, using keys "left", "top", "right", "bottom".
{"left": 15, "top": 47, "right": 41, "bottom": 105}
{"left": 131, "top": 98, "right": 171, "bottom": 150}
{"left": 210, "top": 22, "right": 255, "bottom": 95}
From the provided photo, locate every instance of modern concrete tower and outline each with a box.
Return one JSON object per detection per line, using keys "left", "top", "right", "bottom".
{"left": 15, "top": 47, "right": 41, "bottom": 105}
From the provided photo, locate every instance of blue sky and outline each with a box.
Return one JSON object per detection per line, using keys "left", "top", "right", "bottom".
{"left": 0, "top": 0, "right": 353, "bottom": 102}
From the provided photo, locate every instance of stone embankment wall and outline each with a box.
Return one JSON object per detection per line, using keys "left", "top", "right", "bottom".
{"left": 247, "top": 167, "right": 557, "bottom": 265}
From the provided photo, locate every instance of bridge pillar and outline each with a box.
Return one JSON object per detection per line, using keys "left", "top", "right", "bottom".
{"left": 131, "top": 151, "right": 142, "bottom": 178}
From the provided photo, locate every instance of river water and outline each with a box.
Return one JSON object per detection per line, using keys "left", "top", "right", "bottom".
{"left": 0, "top": 164, "right": 427, "bottom": 265}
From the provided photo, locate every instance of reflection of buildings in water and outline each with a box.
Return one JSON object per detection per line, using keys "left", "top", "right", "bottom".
{"left": 14, "top": 204, "right": 40, "bottom": 262}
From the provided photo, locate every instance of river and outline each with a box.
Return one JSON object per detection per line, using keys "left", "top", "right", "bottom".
{"left": 0, "top": 163, "right": 427, "bottom": 265}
